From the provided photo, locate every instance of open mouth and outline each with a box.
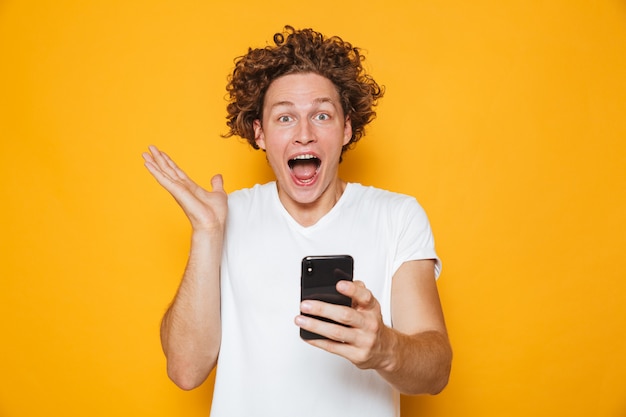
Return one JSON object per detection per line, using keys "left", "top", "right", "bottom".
{"left": 288, "top": 154, "right": 321, "bottom": 184}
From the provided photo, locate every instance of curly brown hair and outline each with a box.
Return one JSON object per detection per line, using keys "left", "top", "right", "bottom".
{"left": 223, "top": 25, "right": 384, "bottom": 153}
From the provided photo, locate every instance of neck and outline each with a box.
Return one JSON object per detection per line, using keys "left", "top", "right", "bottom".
{"left": 278, "top": 179, "right": 347, "bottom": 227}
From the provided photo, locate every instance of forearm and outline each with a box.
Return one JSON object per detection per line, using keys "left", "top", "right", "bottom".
{"left": 376, "top": 328, "right": 452, "bottom": 395}
{"left": 160, "top": 229, "right": 223, "bottom": 390}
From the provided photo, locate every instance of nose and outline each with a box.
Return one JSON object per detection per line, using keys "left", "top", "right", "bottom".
{"left": 295, "top": 120, "right": 315, "bottom": 145}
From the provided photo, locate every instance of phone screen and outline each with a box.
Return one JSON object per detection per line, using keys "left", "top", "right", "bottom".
{"left": 300, "top": 255, "right": 354, "bottom": 340}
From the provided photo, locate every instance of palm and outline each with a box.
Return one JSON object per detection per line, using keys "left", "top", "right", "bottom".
{"left": 143, "top": 146, "right": 227, "bottom": 231}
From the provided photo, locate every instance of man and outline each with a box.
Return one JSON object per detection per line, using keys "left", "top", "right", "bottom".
{"left": 143, "top": 26, "right": 451, "bottom": 417}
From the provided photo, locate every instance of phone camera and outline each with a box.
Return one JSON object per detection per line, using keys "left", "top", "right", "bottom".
{"left": 305, "top": 260, "right": 314, "bottom": 275}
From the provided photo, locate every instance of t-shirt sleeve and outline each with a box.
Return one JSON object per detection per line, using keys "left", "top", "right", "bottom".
{"left": 393, "top": 197, "right": 442, "bottom": 279}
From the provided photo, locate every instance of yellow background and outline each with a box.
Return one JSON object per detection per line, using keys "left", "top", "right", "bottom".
{"left": 1, "top": 1, "right": 625, "bottom": 416}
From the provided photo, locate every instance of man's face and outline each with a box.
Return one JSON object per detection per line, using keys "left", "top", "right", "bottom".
{"left": 254, "top": 72, "right": 352, "bottom": 209}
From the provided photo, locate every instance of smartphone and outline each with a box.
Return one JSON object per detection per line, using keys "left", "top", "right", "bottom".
{"left": 300, "top": 255, "right": 354, "bottom": 340}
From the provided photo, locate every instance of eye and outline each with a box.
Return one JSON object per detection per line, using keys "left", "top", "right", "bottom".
{"left": 315, "top": 113, "right": 330, "bottom": 121}
{"left": 278, "top": 115, "right": 292, "bottom": 123}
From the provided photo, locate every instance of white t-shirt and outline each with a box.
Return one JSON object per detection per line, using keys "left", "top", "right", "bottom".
{"left": 210, "top": 182, "right": 440, "bottom": 417}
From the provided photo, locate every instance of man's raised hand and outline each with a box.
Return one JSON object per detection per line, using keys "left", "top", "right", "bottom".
{"left": 142, "top": 145, "right": 227, "bottom": 233}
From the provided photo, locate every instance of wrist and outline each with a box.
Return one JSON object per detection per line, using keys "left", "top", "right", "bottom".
{"left": 191, "top": 224, "right": 224, "bottom": 238}
{"left": 189, "top": 227, "right": 225, "bottom": 252}
{"left": 378, "top": 326, "right": 402, "bottom": 374}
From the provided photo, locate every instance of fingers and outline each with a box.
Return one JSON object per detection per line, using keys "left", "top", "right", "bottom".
{"left": 297, "top": 280, "right": 382, "bottom": 341}
{"left": 144, "top": 145, "right": 188, "bottom": 183}
{"left": 296, "top": 304, "right": 353, "bottom": 343}
{"left": 337, "top": 280, "right": 377, "bottom": 311}
{"left": 210, "top": 174, "right": 225, "bottom": 193}
{"left": 298, "top": 281, "right": 378, "bottom": 333}
{"left": 142, "top": 146, "right": 229, "bottom": 232}
{"left": 297, "top": 283, "right": 386, "bottom": 369}
{"left": 143, "top": 154, "right": 171, "bottom": 187}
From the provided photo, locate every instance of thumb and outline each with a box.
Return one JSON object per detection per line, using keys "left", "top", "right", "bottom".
{"left": 210, "top": 174, "right": 225, "bottom": 192}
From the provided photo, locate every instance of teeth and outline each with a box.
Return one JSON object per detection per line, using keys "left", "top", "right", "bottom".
{"left": 288, "top": 154, "right": 321, "bottom": 171}
{"left": 292, "top": 154, "right": 316, "bottom": 160}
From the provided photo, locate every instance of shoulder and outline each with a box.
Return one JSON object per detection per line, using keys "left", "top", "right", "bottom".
{"left": 346, "top": 183, "right": 425, "bottom": 213}
{"left": 228, "top": 182, "right": 276, "bottom": 205}
{"left": 344, "top": 183, "right": 432, "bottom": 235}
{"left": 225, "top": 183, "right": 279, "bottom": 232}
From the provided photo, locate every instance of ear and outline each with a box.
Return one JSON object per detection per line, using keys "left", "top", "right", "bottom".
{"left": 253, "top": 119, "right": 266, "bottom": 150}
{"left": 342, "top": 115, "right": 353, "bottom": 146}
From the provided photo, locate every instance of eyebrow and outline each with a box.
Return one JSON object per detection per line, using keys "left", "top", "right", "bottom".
{"left": 269, "top": 97, "right": 336, "bottom": 110}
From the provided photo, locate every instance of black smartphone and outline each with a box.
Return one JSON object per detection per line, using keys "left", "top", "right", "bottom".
{"left": 300, "top": 255, "right": 354, "bottom": 340}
